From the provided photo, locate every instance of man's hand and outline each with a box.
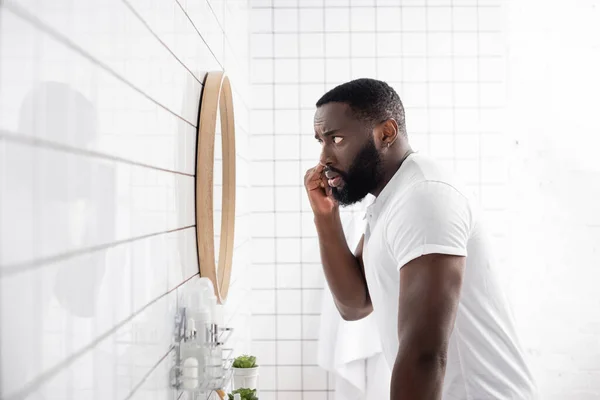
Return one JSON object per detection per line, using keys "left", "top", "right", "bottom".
{"left": 304, "top": 164, "right": 338, "bottom": 217}
{"left": 391, "top": 254, "right": 465, "bottom": 400}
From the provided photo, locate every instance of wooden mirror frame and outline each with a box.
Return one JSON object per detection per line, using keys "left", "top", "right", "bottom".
{"left": 196, "top": 71, "right": 236, "bottom": 304}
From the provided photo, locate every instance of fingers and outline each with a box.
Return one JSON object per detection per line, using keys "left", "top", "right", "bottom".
{"left": 304, "top": 164, "right": 325, "bottom": 191}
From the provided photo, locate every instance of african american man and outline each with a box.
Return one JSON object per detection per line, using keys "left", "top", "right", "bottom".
{"left": 304, "top": 78, "right": 537, "bottom": 399}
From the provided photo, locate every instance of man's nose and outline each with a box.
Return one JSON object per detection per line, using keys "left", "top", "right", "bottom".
{"left": 319, "top": 146, "right": 333, "bottom": 167}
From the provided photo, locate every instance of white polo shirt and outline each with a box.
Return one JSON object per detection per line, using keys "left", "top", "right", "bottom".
{"left": 362, "top": 153, "right": 537, "bottom": 399}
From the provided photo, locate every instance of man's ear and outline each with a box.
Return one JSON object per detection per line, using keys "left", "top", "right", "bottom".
{"left": 380, "top": 118, "right": 399, "bottom": 147}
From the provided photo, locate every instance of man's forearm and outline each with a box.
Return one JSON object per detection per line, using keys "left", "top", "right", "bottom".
{"left": 390, "top": 348, "right": 447, "bottom": 400}
{"left": 314, "top": 213, "right": 369, "bottom": 312}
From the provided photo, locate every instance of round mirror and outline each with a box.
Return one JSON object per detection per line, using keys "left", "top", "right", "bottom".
{"left": 196, "top": 71, "right": 236, "bottom": 304}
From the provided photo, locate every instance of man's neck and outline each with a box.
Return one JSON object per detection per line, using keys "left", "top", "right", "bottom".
{"left": 371, "top": 146, "right": 413, "bottom": 197}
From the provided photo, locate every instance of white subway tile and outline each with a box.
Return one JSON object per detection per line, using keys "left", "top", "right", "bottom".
{"left": 252, "top": 213, "right": 276, "bottom": 237}
{"left": 250, "top": 135, "right": 275, "bottom": 159}
{"left": 376, "top": 57, "right": 403, "bottom": 82}
{"left": 302, "top": 340, "right": 319, "bottom": 365}
{"left": 351, "top": 33, "right": 376, "bottom": 57}
{"left": 275, "top": 212, "right": 302, "bottom": 237}
{"left": 276, "top": 237, "right": 301, "bottom": 262}
{"left": 454, "top": 32, "right": 479, "bottom": 57}
{"left": 274, "top": 34, "right": 299, "bottom": 58}
{"left": 252, "top": 289, "right": 277, "bottom": 314}
{"left": 250, "top": 264, "right": 276, "bottom": 289}
{"left": 277, "top": 315, "right": 301, "bottom": 339}
{"left": 252, "top": 33, "right": 274, "bottom": 57}
{"left": 325, "top": 58, "right": 351, "bottom": 82}
{"left": 300, "top": 84, "right": 325, "bottom": 109}
{"left": 252, "top": 340, "right": 277, "bottom": 365}
{"left": 251, "top": 238, "right": 276, "bottom": 263}
{"left": 300, "top": 9, "right": 325, "bottom": 32}
{"left": 252, "top": 9, "right": 273, "bottom": 33}
{"left": 251, "top": 110, "right": 275, "bottom": 134}
{"left": 251, "top": 187, "right": 275, "bottom": 212}
{"left": 277, "top": 264, "right": 303, "bottom": 289}
{"left": 274, "top": 84, "right": 300, "bottom": 108}
{"left": 252, "top": 315, "right": 277, "bottom": 340}
{"left": 302, "top": 289, "right": 323, "bottom": 314}
{"left": 325, "top": 8, "right": 350, "bottom": 32}
{"left": 325, "top": 34, "right": 351, "bottom": 57}
{"left": 479, "top": 32, "right": 504, "bottom": 56}
{"left": 277, "top": 289, "right": 302, "bottom": 313}
{"left": 302, "top": 263, "right": 324, "bottom": 288}
{"left": 275, "top": 110, "right": 301, "bottom": 135}
{"left": 277, "top": 366, "right": 302, "bottom": 390}
{"left": 251, "top": 59, "right": 275, "bottom": 83}
{"left": 427, "top": 32, "right": 452, "bottom": 56}
{"left": 350, "top": 58, "right": 377, "bottom": 79}
{"left": 302, "top": 366, "right": 328, "bottom": 390}
{"left": 274, "top": 9, "right": 299, "bottom": 32}
{"left": 300, "top": 59, "right": 325, "bottom": 83}
{"left": 275, "top": 136, "right": 301, "bottom": 160}
{"left": 253, "top": 84, "right": 275, "bottom": 109}
{"left": 303, "top": 391, "right": 328, "bottom": 400}
{"left": 275, "top": 59, "right": 300, "bottom": 83}
{"left": 427, "top": 7, "right": 452, "bottom": 32}
{"left": 302, "top": 315, "right": 320, "bottom": 339}
{"left": 452, "top": 109, "right": 479, "bottom": 134}
{"left": 351, "top": 8, "right": 375, "bottom": 32}
{"left": 277, "top": 341, "right": 302, "bottom": 364}
{"left": 300, "top": 33, "right": 326, "bottom": 58}
{"left": 258, "top": 366, "right": 277, "bottom": 390}
{"left": 453, "top": 7, "right": 478, "bottom": 31}
{"left": 429, "top": 133, "right": 455, "bottom": 159}
{"left": 376, "top": 7, "right": 401, "bottom": 29}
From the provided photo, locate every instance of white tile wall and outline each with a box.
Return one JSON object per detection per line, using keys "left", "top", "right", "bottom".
{"left": 250, "top": 0, "right": 600, "bottom": 398}
{"left": 0, "top": 0, "right": 250, "bottom": 399}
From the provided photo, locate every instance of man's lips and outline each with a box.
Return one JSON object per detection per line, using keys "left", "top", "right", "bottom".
{"left": 324, "top": 169, "right": 343, "bottom": 187}
{"left": 324, "top": 170, "right": 338, "bottom": 179}
{"left": 328, "top": 176, "right": 343, "bottom": 187}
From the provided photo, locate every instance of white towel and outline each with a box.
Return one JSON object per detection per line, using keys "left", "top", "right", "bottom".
{"left": 317, "top": 211, "right": 391, "bottom": 400}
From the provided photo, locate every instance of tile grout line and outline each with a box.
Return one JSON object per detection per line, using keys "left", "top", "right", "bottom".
{"left": 122, "top": 0, "right": 203, "bottom": 85}
{"left": 0, "top": 131, "right": 196, "bottom": 178}
{"left": 4, "top": 274, "right": 197, "bottom": 400}
{"left": 0, "top": 225, "right": 196, "bottom": 277}
{"left": 3, "top": 1, "right": 198, "bottom": 128}
{"left": 270, "top": 1, "right": 278, "bottom": 395}
{"left": 175, "top": 0, "right": 223, "bottom": 71}
{"left": 296, "top": 0, "right": 305, "bottom": 396}
{"left": 123, "top": 346, "right": 175, "bottom": 400}
{"left": 0, "top": 2, "right": 4, "bottom": 394}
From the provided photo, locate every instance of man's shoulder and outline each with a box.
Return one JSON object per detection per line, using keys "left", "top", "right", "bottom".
{"left": 392, "top": 154, "right": 468, "bottom": 200}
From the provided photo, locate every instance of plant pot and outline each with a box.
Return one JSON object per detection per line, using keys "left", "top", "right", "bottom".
{"left": 232, "top": 366, "right": 259, "bottom": 390}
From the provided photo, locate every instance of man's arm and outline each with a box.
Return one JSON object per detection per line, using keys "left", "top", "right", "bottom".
{"left": 315, "top": 214, "right": 372, "bottom": 321}
{"left": 304, "top": 164, "right": 372, "bottom": 321}
{"left": 390, "top": 253, "right": 465, "bottom": 400}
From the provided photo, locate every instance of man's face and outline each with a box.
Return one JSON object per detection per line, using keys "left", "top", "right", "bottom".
{"left": 313, "top": 102, "right": 384, "bottom": 206}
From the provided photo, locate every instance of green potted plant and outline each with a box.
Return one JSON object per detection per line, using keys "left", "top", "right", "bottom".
{"left": 228, "top": 388, "right": 258, "bottom": 400}
{"left": 232, "top": 355, "right": 259, "bottom": 390}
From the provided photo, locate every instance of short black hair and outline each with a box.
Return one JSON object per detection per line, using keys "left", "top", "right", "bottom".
{"left": 316, "top": 78, "right": 406, "bottom": 135}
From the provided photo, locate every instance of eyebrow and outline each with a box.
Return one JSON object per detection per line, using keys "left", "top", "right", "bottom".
{"left": 314, "top": 128, "right": 340, "bottom": 140}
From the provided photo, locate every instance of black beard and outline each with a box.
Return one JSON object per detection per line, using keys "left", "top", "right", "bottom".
{"left": 331, "top": 137, "right": 383, "bottom": 206}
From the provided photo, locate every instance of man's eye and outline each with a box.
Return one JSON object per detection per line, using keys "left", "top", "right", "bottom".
{"left": 333, "top": 136, "right": 343, "bottom": 144}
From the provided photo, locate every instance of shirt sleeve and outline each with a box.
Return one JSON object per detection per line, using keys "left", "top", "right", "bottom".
{"left": 385, "top": 181, "right": 472, "bottom": 270}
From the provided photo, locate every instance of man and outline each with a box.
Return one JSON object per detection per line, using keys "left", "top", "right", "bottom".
{"left": 304, "top": 78, "right": 537, "bottom": 399}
